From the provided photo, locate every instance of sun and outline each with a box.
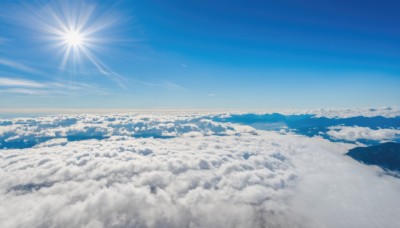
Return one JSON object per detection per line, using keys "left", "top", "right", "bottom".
{"left": 63, "top": 30, "right": 84, "bottom": 47}
{"left": 25, "top": 0, "right": 127, "bottom": 86}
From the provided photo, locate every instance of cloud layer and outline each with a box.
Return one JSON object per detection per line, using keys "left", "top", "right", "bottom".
{"left": 0, "top": 114, "right": 255, "bottom": 149}
{"left": 1, "top": 113, "right": 400, "bottom": 228}
{"left": 1, "top": 132, "right": 298, "bottom": 227}
{"left": 327, "top": 126, "right": 400, "bottom": 142}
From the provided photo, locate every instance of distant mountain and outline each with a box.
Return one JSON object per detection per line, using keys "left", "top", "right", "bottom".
{"left": 346, "top": 142, "right": 400, "bottom": 172}
{"left": 214, "top": 114, "right": 400, "bottom": 143}
{"left": 215, "top": 113, "right": 400, "bottom": 129}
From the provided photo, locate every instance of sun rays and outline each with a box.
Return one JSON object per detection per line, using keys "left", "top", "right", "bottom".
{"left": 18, "top": 0, "right": 127, "bottom": 86}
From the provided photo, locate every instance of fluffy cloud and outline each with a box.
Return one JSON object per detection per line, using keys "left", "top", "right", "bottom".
{"left": 1, "top": 132, "right": 297, "bottom": 227}
{"left": 0, "top": 114, "right": 256, "bottom": 149}
{"left": 0, "top": 113, "right": 400, "bottom": 228}
{"left": 327, "top": 126, "right": 400, "bottom": 142}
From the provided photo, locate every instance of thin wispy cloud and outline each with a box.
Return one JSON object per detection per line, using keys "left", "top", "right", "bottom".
{"left": 0, "top": 58, "right": 43, "bottom": 75}
{"left": 0, "top": 88, "right": 48, "bottom": 95}
{"left": 0, "top": 77, "right": 107, "bottom": 96}
{"left": 0, "top": 77, "right": 46, "bottom": 88}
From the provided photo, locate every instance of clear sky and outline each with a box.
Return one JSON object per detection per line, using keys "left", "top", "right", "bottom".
{"left": 0, "top": 0, "right": 399, "bottom": 109}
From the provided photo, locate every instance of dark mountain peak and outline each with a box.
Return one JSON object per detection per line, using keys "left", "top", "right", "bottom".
{"left": 346, "top": 142, "right": 400, "bottom": 173}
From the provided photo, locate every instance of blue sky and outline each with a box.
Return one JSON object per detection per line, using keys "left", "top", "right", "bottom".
{"left": 0, "top": 0, "right": 399, "bottom": 109}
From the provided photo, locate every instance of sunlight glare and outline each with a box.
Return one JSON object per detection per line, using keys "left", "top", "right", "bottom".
{"left": 64, "top": 30, "right": 83, "bottom": 47}
{"left": 20, "top": 0, "right": 127, "bottom": 87}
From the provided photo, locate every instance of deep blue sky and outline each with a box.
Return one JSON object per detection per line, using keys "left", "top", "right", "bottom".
{"left": 0, "top": 0, "right": 399, "bottom": 109}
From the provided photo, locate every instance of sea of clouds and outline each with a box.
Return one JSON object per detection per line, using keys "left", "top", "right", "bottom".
{"left": 0, "top": 114, "right": 255, "bottom": 149}
{"left": 327, "top": 126, "right": 400, "bottom": 142}
{"left": 1, "top": 111, "right": 400, "bottom": 228}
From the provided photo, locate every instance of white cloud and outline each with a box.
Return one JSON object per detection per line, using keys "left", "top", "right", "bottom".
{"left": 34, "top": 138, "right": 68, "bottom": 148}
{"left": 0, "top": 132, "right": 297, "bottom": 227}
{"left": 0, "top": 113, "right": 399, "bottom": 228}
{"left": 0, "top": 77, "right": 46, "bottom": 88}
{"left": 0, "top": 114, "right": 256, "bottom": 148}
{"left": 288, "top": 135, "right": 400, "bottom": 228}
{"left": 327, "top": 126, "right": 400, "bottom": 142}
